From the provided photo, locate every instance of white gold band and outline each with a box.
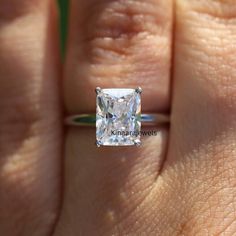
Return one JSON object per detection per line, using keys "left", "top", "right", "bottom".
{"left": 65, "top": 113, "right": 170, "bottom": 127}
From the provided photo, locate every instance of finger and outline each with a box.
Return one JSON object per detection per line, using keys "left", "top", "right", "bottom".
{"left": 0, "top": 0, "right": 61, "bottom": 235}
{"left": 162, "top": 0, "right": 236, "bottom": 234}
{"left": 56, "top": 0, "right": 173, "bottom": 235}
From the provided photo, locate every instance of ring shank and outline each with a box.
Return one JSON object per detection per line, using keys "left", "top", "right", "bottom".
{"left": 65, "top": 114, "right": 170, "bottom": 126}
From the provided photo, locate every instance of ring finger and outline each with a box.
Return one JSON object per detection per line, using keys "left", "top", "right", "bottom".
{"left": 55, "top": 0, "right": 173, "bottom": 235}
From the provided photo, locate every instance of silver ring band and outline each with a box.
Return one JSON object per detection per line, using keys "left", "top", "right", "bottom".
{"left": 65, "top": 113, "right": 170, "bottom": 127}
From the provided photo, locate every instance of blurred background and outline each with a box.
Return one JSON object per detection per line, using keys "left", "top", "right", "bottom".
{"left": 58, "top": 0, "right": 69, "bottom": 54}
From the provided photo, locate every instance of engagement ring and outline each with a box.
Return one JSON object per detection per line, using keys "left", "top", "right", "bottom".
{"left": 65, "top": 88, "right": 170, "bottom": 147}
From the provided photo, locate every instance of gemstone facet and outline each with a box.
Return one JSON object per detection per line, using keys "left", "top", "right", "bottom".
{"left": 96, "top": 88, "right": 141, "bottom": 146}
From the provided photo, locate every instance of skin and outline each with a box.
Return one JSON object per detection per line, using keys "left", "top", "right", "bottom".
{"left": 0, "top": 0, "right": 235, "bottom": 235}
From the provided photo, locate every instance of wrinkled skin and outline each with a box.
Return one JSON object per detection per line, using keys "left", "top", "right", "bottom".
{"left": 0, "top": 0, "right": 236, "bottom": 235}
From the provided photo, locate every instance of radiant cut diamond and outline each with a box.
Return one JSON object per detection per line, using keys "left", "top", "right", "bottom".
{"left": 96, "top": 88, "right": 141, "bottom": 146}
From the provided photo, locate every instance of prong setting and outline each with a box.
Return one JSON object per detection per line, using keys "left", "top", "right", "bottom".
{"left": 135, "top": 87, "right": 142, "bottom": 94}
{"left": 96, "top": 140, "right": 102, "bottom": 147}
{"left": 95, "top": 87, "right": 102, "bottom": 95}
{"left": 134, "top": 140, "right": 141, "bottom": 146}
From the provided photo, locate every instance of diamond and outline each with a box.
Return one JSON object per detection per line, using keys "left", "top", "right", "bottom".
{"left": 96, "top": 88, "right": 141, "bottom": 146}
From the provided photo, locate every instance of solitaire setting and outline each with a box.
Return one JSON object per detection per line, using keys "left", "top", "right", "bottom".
{"left": 65, "top": 87, "right": 170, "bottom": 147}
{"left": 96, "top": 88, "right": 142, "bottom": 147}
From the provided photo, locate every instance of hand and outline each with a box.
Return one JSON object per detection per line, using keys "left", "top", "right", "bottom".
{"left": 0, "top": 0, "right": 236, "bottom": 235}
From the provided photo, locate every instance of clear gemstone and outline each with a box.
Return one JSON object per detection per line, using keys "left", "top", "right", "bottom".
{"left": 96, "top": 88, "right": 141, "bottom": 146}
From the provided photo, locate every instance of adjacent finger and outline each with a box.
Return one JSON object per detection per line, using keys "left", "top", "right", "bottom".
{"left": 162, "top": 0, "right": 236, "bottom": 234}
{"left": 0, "top": 0, "right": 61, "bottom": 235}
{"left": 170, "top": 0, "right": 236, "bottom": 171}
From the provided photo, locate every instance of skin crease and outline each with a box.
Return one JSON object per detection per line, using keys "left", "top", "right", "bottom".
{"left": 0, "top": 1, "right": 235, "bottom": 236}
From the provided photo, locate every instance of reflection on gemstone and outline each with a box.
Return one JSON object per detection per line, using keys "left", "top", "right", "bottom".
{"left": 96, "top": 88, "right": 141, "bottom": 146}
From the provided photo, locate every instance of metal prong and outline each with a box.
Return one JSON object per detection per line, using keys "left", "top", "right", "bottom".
{"left": 134, "top": 140, "right": 141, "bottom": 146}
{"left": 96, "top": 140, "right": 102, "bottom": 147}
{"left": 135, "top": 87, "right": 142, "bottom": 94}
{"left": 95, "top": 87, "right": 102, "bottom": 95}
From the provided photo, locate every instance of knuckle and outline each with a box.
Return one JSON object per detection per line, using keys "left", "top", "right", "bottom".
{"left": 77, "top": 0, "right": 172, "bottom": 89}
{"left": 82, "top": 0, "right": 171, "bottom": 64}
{"left": 86, "top": 0, "right": 170, "bottom": 41}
